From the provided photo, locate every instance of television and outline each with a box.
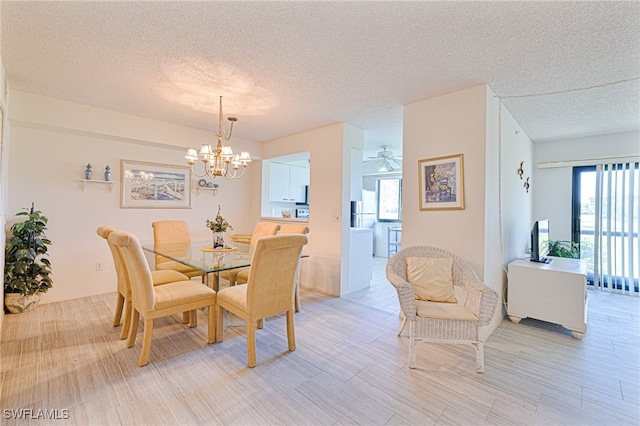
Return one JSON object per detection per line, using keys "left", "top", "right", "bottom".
{"left": 530, "top": 219, "right": 551, "bottom": 263}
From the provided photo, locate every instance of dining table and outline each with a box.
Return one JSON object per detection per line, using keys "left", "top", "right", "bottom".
{"left": 141, "top": 240, "right": 309, "bottom": 292}
{"left": 141, "top": 240, "right": 252, "bottom": 291}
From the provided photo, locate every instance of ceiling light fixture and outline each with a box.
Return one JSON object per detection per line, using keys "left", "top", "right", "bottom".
{"left": 185, "top": 96, "right": 251, "bottom": 179}
{"left": 378, "top": 158, "right": 396, "bottom": 173}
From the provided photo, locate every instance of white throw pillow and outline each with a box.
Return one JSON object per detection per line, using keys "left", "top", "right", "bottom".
{"left": 406, "top": 257, "right": 457, "bottom": 303}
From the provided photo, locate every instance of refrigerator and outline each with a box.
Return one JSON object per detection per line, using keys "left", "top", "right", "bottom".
{"left": 350, "top": 190, "right": 376, "bottom": 255}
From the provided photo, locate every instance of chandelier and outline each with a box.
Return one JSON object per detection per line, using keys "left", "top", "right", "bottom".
{"left": 185, "top": 96, "right": 251, "bottom": 179}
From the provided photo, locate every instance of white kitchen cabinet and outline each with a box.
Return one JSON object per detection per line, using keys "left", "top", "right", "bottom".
{"left": 289, "top": 165, "right": 309, "bottom": 202}
{"left": 269, "top": 163, "right": 309, "bottom": 203}
{"left": 346, "top": 228, "right": 373, "bottom": 293}
{"left": 270, "top": 163, "right": 291, "bottom": 202}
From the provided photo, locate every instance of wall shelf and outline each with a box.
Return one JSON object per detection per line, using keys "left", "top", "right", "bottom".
{"left": 80, "top": 179, "right": 116, "bottom": 193}
{"left": 195, "top": 187, "right": 218, "bottom": 196}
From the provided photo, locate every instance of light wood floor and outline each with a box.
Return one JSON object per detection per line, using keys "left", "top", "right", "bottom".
{"left": 1, "top": 257, "right": 639, "bottom": 425}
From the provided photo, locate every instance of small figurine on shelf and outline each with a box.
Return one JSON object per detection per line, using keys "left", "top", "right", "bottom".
{"left": 85, "top": 164, "right": 93, "bottom": 180}
{"left": 104, "top": 165, "right": 111, "bottom": 182}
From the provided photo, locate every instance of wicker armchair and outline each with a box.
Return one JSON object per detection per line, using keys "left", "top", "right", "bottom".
{"left": 386, "top": 246, "right": 499, "bottom": 373}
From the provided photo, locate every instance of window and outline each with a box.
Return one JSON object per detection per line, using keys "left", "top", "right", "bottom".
{"left": 573, "top": 163, "right": 639, "bottom": 294}
{"left": 572, "top": 166, "right": 596, "bottom": 283}
{"left": 377, "top": 178, "right": 402, "bottom": 221}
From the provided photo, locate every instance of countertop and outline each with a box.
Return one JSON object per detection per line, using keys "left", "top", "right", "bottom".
{"left": 261, "top": 217, "right": 309, "bottom": 224}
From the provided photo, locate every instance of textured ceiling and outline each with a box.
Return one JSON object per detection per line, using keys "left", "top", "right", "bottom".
{"left": 2, "top": 1, "right": 639, "bottom": 160}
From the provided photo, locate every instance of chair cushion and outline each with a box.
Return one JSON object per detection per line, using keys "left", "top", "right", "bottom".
{"left": 415, "top": 299, "right": 478, "bottom": 321}
{"left": 156, "top": 261, "right": 201, "bottom": 276}
{"left": 217, "top": 284, "right": 248, "bottom": 313}
{"left": 406, "top": 257, "right": 457, "bottom": 303}
{"left": 231, "top": 234, "right": 252, "bottom": 244}
{"left": 236, "top": 269, "right": 249, "bottom": 285}
{"left": 151, "top": 270, "right": 190, "bottom": 285}
{"left": 154, "top": 281, "right": 216, "bottom": 310}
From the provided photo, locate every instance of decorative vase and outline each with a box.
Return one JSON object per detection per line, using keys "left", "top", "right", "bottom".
{"left": 4, "top": 293, "right": 41, "bottom": 314}
{"left": 104, "top": 165, "right": 111, "bottom": 181}
{"left": 85, "top": 163, "right": 93, "bottom": 180}
{"left": 213, "top": 232, "right": 224, "bottom": 249}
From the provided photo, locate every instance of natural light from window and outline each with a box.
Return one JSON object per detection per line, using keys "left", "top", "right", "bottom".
{"left": 377, "top": 178, "right": 401, "bottom": 221}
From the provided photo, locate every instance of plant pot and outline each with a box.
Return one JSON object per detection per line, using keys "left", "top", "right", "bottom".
{"left": 4, "top": 292, "right": 41, "bottom": 313}
{"left": 213, "top": 232, "right": 225, "bottom": 249}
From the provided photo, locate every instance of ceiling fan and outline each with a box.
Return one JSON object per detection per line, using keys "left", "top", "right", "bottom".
{"left": 364, "top": 146, "right": 402, "bottom": 172}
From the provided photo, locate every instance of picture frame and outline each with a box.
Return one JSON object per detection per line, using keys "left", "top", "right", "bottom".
{"left": 418, "top": 154, "right": 464, "bottom": 210}
{"left": 120, "top": 160, "right": 191, "bottom": 209}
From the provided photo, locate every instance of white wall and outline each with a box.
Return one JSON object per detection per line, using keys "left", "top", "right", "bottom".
{"left": 485, "top": 89, "right": 534, "bottom": 324}
{"left": 403, "top": 84, "right": 533, "bottom": 332}
{"left": 340, "top": 125, "right": 366, "bottom": 294}
{"left": 493, "top": 97, "right": 534, "bottom": 262}
{"left": 403, "top": 85, "right": 489, "bottom": 275}
{"left": 257, "top": 123, "right": 363, "bottom": 296}
{"left": 7, "top": 91, "right": 260, "bottom": 304}
{"left": 533, "top": 131, "right": 640, "bottom": 240}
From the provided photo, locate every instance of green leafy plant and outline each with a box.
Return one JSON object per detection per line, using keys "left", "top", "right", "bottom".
{"left": 4, "top": 206, "right": 53, "bottom": 296}
{"left": 206, "top": 205, "right": 233, "bottom": 233}
{"left": 547, "top": 240, "right": 580, "bottom": 259}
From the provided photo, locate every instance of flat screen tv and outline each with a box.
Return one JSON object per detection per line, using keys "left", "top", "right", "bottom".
{"left": 530, "top": 219, "right": 550, "bottom": 263}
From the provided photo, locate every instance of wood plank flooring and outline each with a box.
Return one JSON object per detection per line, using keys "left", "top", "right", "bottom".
{"left": 1, "top": 257, "right": 639, "bottom": 425}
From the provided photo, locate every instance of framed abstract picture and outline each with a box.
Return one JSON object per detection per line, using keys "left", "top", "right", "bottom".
{"left": 120, "top": 160, "right": 192, "bottom": 209}
{"left": 418, "top": 154, "right": 464, "bottom": 210}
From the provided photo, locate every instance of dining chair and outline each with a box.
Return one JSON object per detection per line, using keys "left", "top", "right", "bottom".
{"left": 216, "top": 234, "right": 308, "bottom": 367}
{"left": 109, "top": 229, "right": 217, "bottom": 367}
{"left": 218, "top": 222, "right": 280, "bottom": 287}
{"left": 97, "top": 225, "right": 191, "bottom": 339}
{"left": 236, "top": 224, "right": 310, "bottom": 312}
{"left": 151, "top": 220, "right": 202, "bottom": 278}
{"left": 230, "top": 234, "right": 252, "bottom": 245}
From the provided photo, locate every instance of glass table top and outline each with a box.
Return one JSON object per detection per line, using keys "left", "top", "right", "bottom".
{"left": 141, "top": 241, "right": 253, "bottom": 273}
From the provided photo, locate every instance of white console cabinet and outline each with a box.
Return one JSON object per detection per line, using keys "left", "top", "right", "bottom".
{"left": 507, "top": 257, "right": 588, "bottom": 339}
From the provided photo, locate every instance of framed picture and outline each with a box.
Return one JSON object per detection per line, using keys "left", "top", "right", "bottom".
{"left": 120, "top": 160, "right": 191, "bottom": 209}
{"left": 418, "top": 154, "right": 464, "bottom": 210}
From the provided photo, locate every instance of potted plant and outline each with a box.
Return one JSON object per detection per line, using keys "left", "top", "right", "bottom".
{"left": 4, "top": 204, "right": 53, "bottom": 313}
{"left": 547, "top": 240, "right": 580, "bottom": 259}
{"left": 206, "top": 205, "right": 233, "bottom": 248}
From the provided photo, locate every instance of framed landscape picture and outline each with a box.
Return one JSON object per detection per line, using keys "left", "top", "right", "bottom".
{"left": 418, "top": 154, "right": 464, "bottom": 210}
{"left": 120, "top": 160, "right": 191, "bottom": 209}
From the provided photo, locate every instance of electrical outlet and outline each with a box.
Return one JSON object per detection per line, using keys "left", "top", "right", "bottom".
{"left": 95, "top": 261, "right": 103, "bottom": 271}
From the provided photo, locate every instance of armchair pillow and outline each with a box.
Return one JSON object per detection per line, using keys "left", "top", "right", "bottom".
{"left": 406, "top": 257, "right": 457, "bottom": 303}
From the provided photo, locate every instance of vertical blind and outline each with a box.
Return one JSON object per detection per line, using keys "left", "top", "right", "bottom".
{"left": 593, "top": 162, "right": 639, "bottom": 295}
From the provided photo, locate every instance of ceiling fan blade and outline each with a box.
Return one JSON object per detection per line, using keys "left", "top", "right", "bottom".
{"left": 390, "top": 158, "right": 401, "bottom": 168}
